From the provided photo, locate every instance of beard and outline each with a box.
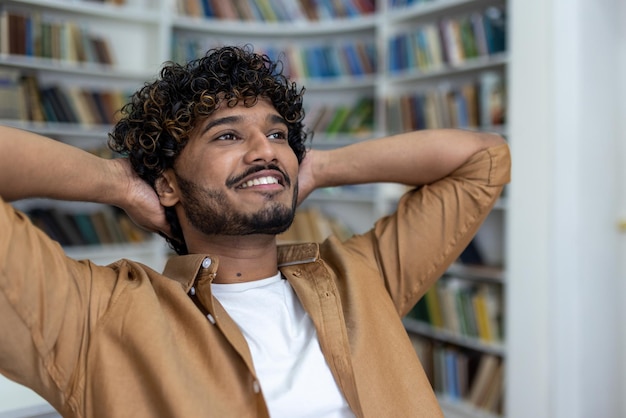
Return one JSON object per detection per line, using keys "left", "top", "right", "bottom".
{"left": 175, "top": 171, "right": 297, "bottom": 236}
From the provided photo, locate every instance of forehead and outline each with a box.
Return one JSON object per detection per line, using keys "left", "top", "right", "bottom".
{"left": 197, "top": 98, "right": 283, "bottom": 132}
{"left": 212, "top": 96, "right": 278, "bottom": 117}
{"left": 187, "top": 98, "right": 284, "bottom": 140}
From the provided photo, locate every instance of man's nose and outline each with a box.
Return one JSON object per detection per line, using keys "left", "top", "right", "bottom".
{"left": 245, "top": 132, "right": 277, "bottom": 164}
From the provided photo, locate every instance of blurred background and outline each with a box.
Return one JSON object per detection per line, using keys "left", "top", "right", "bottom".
{"left": 0, "top": 0, "right": 623, "bottom": 417}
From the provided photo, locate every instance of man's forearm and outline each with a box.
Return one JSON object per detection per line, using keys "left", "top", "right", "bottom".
{"left": 315, "top": 129, "right": 506, "bottom": 188}
{"left": 0, "top": 125, "right": 125, "bottom": 205}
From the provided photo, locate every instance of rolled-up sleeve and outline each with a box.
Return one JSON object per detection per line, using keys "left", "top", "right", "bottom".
{"left": 363, "top": 143, "right": 511, "bottom": 316}
{"left": 0, "top": 199, "right": 114, "bottom": 412}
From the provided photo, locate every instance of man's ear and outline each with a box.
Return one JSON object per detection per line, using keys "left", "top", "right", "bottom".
{"left": 155, "top": 169, "right": 180, "bottom": 207}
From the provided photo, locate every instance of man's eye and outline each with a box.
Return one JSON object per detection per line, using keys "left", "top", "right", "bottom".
{"left": 216, "top": 133, "right": 238, "bottom": 141}
{"left": 268, "top": 131, "right": 287, "bottom": 140}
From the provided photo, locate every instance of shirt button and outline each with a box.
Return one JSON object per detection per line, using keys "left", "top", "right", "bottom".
{"left": 252, "top": 380, "right": 261, "bottom": 393}
{"left": 206, "top": 313, "right": 216, "bottom": 324}
{"left": 189, "top": 286, "right": 196, "bottom": 296}
{"left": 202, "top": 257, "right": 212, "bottom": 269}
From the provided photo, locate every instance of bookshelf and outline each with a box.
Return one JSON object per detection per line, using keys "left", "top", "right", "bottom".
{"left": 5, "top": 1, "right": 624, "bottom": 418}
{"left": 0, "top": 0, "right": 172, "bottom": 265}
{"left": 0, "top": 2, "right": 170, "bottom": 413}
{"left": 0, "top": 0, "right": 510, "bottom": 416}
{"left": 380, "top": 1, "right": 508, "bottom": 417}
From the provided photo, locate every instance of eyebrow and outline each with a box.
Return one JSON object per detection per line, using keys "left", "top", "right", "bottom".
{"left": 201, "top": 113, "right": 288, "bottom": 135}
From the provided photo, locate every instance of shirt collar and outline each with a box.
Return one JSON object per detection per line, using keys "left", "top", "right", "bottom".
{"left": 161, "top": 242, "right": 321, "bottom": 289}
{"left": 162, "top": 254, "right": 219, "bottom": 292}
{"left": 277, "top": 242, "right": 320, "bottom": 267}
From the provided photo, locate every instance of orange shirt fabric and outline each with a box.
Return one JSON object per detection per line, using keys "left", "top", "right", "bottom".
{"left": 0, "top": 144, "right": 510, "bottom": 418}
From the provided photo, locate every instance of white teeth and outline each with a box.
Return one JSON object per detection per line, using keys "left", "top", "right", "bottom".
{"left": 241, "top": 176, "right": 279, "bottom": 189}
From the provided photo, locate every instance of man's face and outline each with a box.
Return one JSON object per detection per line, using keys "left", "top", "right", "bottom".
{"left": 164, "top": 98, "right": 299, "bottom": 237}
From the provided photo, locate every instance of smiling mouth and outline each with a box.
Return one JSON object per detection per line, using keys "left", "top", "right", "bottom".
{"left": 239, "top": 176, "right": 281, "bottom": 189}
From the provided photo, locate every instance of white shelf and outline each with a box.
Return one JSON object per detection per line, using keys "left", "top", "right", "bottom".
{"left": 0, "top": 54, "right": 155, "bottom": 81}
{"left": 0, "top": 119, "right": 110, "bottom": 139}
{"left": 3, "top": 0, "right": 161, "bottom": 20}
{"left": 438, "top": 396, "right": 502, "bottom": 418}
{"left": 386, "top": 0, "right": 504, "bottom": 21}
{"left": 403, "top": 318, "right": 506, "bottom": 356}
{"left": 172, "top": 14, "right": 378, "bottom": 36}
{"left": 295, "top": 75, "right": 379, "bottom": 91}
{"left": 445, "top": 263, "right": 505, "bottom": 284}
{"left": 386, "top": 52, "right": 508, "bottom": 84}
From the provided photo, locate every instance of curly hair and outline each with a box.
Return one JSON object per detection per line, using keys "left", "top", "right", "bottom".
{"left": 108, "top": 45, "right": 309, "bottom": 255}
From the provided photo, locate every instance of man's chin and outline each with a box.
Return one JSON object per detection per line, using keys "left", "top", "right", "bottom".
{"left": 248, "top": 215, "right": 295, "bottom": 236}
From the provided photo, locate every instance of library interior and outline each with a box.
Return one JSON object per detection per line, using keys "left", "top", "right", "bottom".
{"left": 0, "top": 0, "right": 624, "bottom": 417}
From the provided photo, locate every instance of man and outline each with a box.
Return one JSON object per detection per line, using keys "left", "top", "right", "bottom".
{"left": 0, "top": 46, "right": 510, "bottom": 417}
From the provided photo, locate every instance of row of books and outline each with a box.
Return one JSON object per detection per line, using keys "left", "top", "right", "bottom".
{"left": 267, "top": 42, "right": 377, "bottom": 80}
{"left": 171, "top": 36, "right": 377, "bottom": 81}
{"left": 408, "top": 276, "right": 504, "bottom": 343}
{"left": 305, "top": 96, "right": 375, "bottom": 137}
{"left": 0, "top": 8, "right": 115, "bottom": 65}
{"left": 177, "top": 0, "right": 375, "bottom": 21}
{"left": 385, "top": 71, "right": 506, "bottom": 132}
{"left": 390, "top": 0, "right": 435, "bottom": 7}
{"left": 84, "top": 0, "right": 126, "bottom": 4}
{"left": 26, "top": 204, "right": 150, "bottom": 248}
{"left": 0, "top": 69, "right": 129, "bottom": 125}
{"left": 411, "top": 335, "right": 504, "bottom": 414}
{"left": 387, "top": 6, "right": 506, "bottom": 73}
{"left": 277, "top": 206, "right": 352, "bottom": 243}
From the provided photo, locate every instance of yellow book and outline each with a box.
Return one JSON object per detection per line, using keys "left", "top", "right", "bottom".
{"left": 424, "top": 286, "right": 444, "bottom": 328}
{"left": 472, "top": 287, "right": 493, "bottom": 341}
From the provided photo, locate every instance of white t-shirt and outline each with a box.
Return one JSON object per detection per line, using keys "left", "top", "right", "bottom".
{"left": 212, "top": 273, "right": 355, "bottom": 418}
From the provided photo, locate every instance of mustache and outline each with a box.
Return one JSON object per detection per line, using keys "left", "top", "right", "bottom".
{"left": 226, "top": 164, "right": 291, "bottom": 188}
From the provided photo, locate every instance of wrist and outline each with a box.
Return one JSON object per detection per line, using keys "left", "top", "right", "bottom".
{"left": 103, "top": 157, "right": 135, "bottom": 209}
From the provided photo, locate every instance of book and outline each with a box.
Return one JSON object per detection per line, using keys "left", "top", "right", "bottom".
{"left": 50, "top": 208, "right": 87, "bottom": 246}
{"left": 90, "top": 36, "right": 115, "bottom": 65}
{"left": 324, "top": 105, "right": 352, "bottom": 134}
{"left": 72, "top": 212, "right": 101, "bottom": 245}
{"left": 28, "top": 208, "right": 72, "bottom": 246}
{"left": 467, "top": 354, "right": 500, "bottom": 406}
{"left": 0, "top": 6, "right": 9, "bottom": 55}
{"left": 459, "top": 237, "right": 484, "bottom": 265}
{"left": 437, "top": 280, "right": 461, "bottom": 334}
{"left": 0, "top": 68, "right": 25, "bottom": 120}
{"left": 479, "top": 71, "right": 506, "bottom": 127}
{"left": 424, "top": 285, "right": 443, "bottom": 328}
{"left": 481, "top": 360, "right": 504, "bottom": 413}
{"left": 66, "top": 87, "right": 97, "bottom": 125}
{"left": 90, "top": 210, "right": 115, "bottom": 244}
{"left": 472, "top": 284, "right": 501, "bottom": 341}
{"left": 20, "top": 75, "right": 45, "bottom": 122}
{"left": 7, "top": 11, "right": 27, "bottom": 55}
{"left": 483, "top": 6, "right": 506, "bottom": 54}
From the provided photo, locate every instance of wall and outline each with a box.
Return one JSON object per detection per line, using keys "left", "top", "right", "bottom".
{"left": 507, "top": 0, "right": 623, "bottom": 417}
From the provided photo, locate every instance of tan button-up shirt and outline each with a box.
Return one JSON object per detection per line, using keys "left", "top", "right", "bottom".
{"left": 0, "top": 144, "right": 510, "bottom": 417}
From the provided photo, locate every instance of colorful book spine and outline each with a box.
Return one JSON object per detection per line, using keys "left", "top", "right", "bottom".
{"left": 407, "top": 277, "right": 504, "bottom": 344}
{"left": 176, "top": 0, "right": 376, "bottom": 20}
{"left": 0, "top": 8, "right": 115, "bottom": 65}
{"left": 385, "top": 71, "right": 506, "bottom": 133}
{"left": 0, "top": 71, "right": 131, "bottom": 125}
{"left": 409, "top": 334, "right": 504, "bottom": 414}
{"left": 387, "top": 6, "right": 507, "bottom": 74}
{"left": 26, "top": 205, "right": 151, "bottom": 247}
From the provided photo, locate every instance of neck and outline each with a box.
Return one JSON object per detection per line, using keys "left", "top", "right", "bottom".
{"left": 187, "top": 234, "right": 279, "bottom": 284}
